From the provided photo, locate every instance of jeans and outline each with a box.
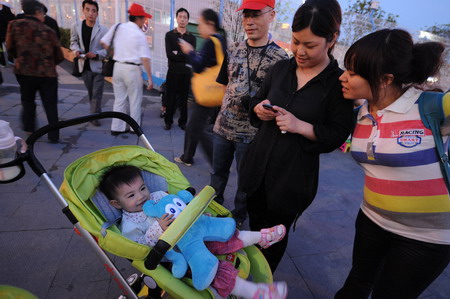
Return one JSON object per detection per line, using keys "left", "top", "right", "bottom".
{"left": 180, "top": 102, "right": 217, "bottom": 165}
{"left": 81, "top": 70, "right": 105, "bottom": 114}
{"left": 210, "top": 134, "right": 249, "bottom": 222}
{"left": 16, "top": 74, "right": 59, "bottom": 142}
{"left": 335, "top": 210, "right": 450, "bottom": 299}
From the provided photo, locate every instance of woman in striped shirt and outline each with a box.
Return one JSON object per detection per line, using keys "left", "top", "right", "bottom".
{"left": 336, "top": 29, "right": 450, "bottom": 298}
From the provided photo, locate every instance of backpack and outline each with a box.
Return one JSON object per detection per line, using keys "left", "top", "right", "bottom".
{"left": 418, "top": 91, "right": 450, "bottom": 190}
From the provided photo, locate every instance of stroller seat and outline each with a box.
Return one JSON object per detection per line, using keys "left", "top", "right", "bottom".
{"left": 59, "top": 145, "right": 273, "bottom": 298}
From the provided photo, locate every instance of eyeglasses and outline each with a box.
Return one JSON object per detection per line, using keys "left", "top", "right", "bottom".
{"left": 242, "top": 9, "right": 273, "bottom": 20}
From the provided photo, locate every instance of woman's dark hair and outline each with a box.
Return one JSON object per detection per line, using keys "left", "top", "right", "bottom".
{"left": 99, "top": 165, "right": 143, "bottom": 201}
{"left": 176, "top": 7, "right": 189, "bottom": 20}
{"left": 344, "top": 29, "right": 444, "bottom": 103}
{"left": 292, "top": 0, "right": 341, "bottom": 54}
{"left": 201, "top": 9, "right": 220, "bottom": 32}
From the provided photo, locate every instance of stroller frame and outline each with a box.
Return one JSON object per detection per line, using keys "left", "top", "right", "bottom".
{"left": 0, "top": 112, "right": 272, "bottom": 298}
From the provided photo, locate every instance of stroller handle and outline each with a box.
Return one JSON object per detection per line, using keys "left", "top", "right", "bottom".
{"left": 25, "top": 112, "right": 143, "bottom": 177}
{"left": 145, "top": 186, "right": 216, "bottom": 270}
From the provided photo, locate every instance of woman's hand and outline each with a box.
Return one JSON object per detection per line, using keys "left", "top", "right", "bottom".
{"left": 275, "top": 107, "right": 317, "bottom": 140}
{"left": 158, "top": 213, "right": 175, "bottom": 231}
{"left": 179, "top": 40, "right": 194, "bottom": 55}
{"left": 254, "top": 99, "right": 279, "bottom": 121}
{"left": 274, "top": 107, "right": 301, "bottom": 134}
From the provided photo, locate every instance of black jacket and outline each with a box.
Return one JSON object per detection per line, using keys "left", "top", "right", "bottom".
{"left": 165, "top": 28, "right": 196, "bottom": 74}
{"left": 240, "top": 57, "right": 354, "bottom": 218}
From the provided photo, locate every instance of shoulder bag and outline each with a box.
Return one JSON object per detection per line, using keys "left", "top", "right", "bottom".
{"left": 102, "top": 23, "right": 121, "bottom": 77}
{"left": 71, "top": 57, "right": 82, "bottom": 77}
{"left": 191, "top": 36, "right": 225, "bottom": 107}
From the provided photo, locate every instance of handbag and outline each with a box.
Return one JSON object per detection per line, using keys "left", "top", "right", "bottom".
{"left": 102, "top": 23, "right": 121, "bottom": 77}
{"left": 191, "top": 36, "right": 225, "bottom": 107}
{"left": 71, "top": 57, "right": 82, "bottom": 77}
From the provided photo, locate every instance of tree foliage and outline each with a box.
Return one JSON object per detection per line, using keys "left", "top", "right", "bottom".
{"left": 340, "top": 0, "right": 398, "bottom": 46}
{"left": 423, "top": 24, "right": 450, "bottom": 39}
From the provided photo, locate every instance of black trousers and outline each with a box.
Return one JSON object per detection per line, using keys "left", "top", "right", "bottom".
{"left": 180, "top": 102, "right": 217, "bottom": 165}
{"left": 335, "top": 210, "right": 450, "bottom": 299}
{"left": 247, "top": 182, "right": 297, "bottom": 272}
{"left": 164, "top": 71, "right": 190, "bottom": 126}
{"left": 16, "top": 74, "right": 59, "bottom": 142}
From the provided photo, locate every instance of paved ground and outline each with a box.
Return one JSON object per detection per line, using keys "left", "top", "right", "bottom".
{"left": 0, "top": 63, "right": 449, "bottom": 299}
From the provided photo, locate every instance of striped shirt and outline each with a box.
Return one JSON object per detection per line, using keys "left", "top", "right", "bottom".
{"left": 351, "top": 87, "right": 450, "bottom": 244}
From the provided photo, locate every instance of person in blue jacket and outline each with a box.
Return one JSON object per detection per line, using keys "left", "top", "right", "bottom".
{"left": 174, "top": 9, "right": 227, "bottom": 167}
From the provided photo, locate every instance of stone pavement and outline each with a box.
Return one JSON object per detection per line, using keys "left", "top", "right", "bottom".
{"left": 0, "top": 63, "right": 449, "bottom": 299}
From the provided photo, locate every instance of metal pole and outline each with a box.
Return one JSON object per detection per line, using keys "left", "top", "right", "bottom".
{"left": 219, "top": 0, "right": 224, "bottom": 25}
{"left": 125, "top": 0, "right": 129, "bottom": 20}
{"left": 170, "top": 0, "right": 175, "bottom": 30}
{"left": 73, "top": 0, "right": 79, "bottom": 21}
{"left": 57, "top": 1, "right": 63, "bottom": 28}
{"left": 115, "top": 0, "right": 120, "bottom": 23}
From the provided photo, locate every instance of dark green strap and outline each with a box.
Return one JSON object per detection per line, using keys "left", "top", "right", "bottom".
{"left": 418, "top": 91, "right": 450, "bottom": 190}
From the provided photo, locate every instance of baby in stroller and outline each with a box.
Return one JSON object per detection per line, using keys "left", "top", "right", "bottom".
{"left": 99, "top": 165, "right": 288, "bottom": 299}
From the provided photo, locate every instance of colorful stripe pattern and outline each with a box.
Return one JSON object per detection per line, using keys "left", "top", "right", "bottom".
{"left": 351, "top": 88, "right": 450, "bottom": 242}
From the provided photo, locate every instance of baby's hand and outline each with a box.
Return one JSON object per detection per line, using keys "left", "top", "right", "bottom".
{"left": 158, "top": 213, "right": 175, "bottom": 231}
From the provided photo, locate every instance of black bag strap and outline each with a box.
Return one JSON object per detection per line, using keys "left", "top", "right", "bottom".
{"left": 106, "top": 23, "right": 121, "bottom": 57}
{"left": 418, "top": 91, "right": 450, "bottom": 190}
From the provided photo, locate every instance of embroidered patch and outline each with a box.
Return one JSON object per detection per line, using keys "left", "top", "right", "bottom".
{"left": 397, "top": 129, "right": 423, "bottom": 148}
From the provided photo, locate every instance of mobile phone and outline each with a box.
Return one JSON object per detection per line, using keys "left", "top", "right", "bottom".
{"left": 262, "top": 103, "right": 276, "bottom": 112}
{"left": 178, "top": 38, "right": 186, "bottom": 44}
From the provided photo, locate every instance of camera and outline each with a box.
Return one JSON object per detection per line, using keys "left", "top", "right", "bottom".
{"left": 240, "top": 95, "right": 251, "bottom": 111}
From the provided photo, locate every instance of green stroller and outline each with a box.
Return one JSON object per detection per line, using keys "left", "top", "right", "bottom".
{"left": 0, "top": 112, "right": 273, "bottom": 298}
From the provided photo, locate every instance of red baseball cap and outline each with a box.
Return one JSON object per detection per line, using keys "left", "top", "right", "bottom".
{"left": 128, "top": 3, "right": 152, "bottom": 18}
{"left": 236, "top": 0, "right": 275, "bottom": 11}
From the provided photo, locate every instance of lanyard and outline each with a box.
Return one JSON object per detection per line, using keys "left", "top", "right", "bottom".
{"left": 246, "top": 39, "right": 270, "bottom": 96}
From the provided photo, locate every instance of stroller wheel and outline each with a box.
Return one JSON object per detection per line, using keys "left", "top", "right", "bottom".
{"left": 127, "top": 273, "right": 140, "bottom": 286}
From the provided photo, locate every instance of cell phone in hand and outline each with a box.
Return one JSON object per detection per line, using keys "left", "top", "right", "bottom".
{"left": 262, "top": 103, "right": 276, "bottom": 112}
{"left": 178, "top": 38, "right": 186, "bottom": 44}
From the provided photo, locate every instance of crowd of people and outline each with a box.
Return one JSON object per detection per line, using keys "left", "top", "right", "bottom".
{"left": 1, "top": 0, "right": 449, "bottom": 297}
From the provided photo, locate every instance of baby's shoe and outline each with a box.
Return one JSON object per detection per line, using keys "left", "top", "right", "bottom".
{"left": 258, "top": 224, "right": 286, "bottom": 249}
{"left": 252, "top": 281, "right": 288, "bottom": 299}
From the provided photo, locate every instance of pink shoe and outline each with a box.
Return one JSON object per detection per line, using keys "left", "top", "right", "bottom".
{"left": 252, "top": 281, "right": 288, "bottom": 299}
{"left": 258, "top": 224, "right": 286, "bottom": 249}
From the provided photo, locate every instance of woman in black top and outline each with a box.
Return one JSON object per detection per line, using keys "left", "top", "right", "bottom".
{"left": 174, "top": 9, "right": 226, "bottom": 167}
{"left": 240, "top": 0, "right": 354, "bottom": 271}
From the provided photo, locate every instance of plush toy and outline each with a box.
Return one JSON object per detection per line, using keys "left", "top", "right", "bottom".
{"left": 143, "top": 190, "right": 236, "bottom": 290}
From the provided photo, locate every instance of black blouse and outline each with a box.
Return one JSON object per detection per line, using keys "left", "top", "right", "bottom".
{"left": 240, "top": 57, "right": 354, "bottom": 217}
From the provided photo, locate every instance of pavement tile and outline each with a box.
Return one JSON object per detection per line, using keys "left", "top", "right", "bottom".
{"left": 0, "top": 229, "right": 72, "bottom": 298}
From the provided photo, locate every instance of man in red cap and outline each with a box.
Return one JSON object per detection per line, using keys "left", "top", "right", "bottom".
{"left": 101, "top": 3, "right": 153, "bottom": 135}
{"left": 210, "top": 0, "right": 288, "bottom": 228}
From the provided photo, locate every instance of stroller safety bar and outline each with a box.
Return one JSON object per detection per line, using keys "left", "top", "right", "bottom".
{"left": 145, "top": 186, "right": 216, "bottom": 270}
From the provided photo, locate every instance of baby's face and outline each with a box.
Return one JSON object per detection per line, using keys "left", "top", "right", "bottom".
{"left": 114, "top": 176, "right": 150, "bottom": 213}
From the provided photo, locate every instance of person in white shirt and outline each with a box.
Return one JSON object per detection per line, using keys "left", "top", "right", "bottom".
{"left": 101, "top": 3, "right": 153, "bottom": 135}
